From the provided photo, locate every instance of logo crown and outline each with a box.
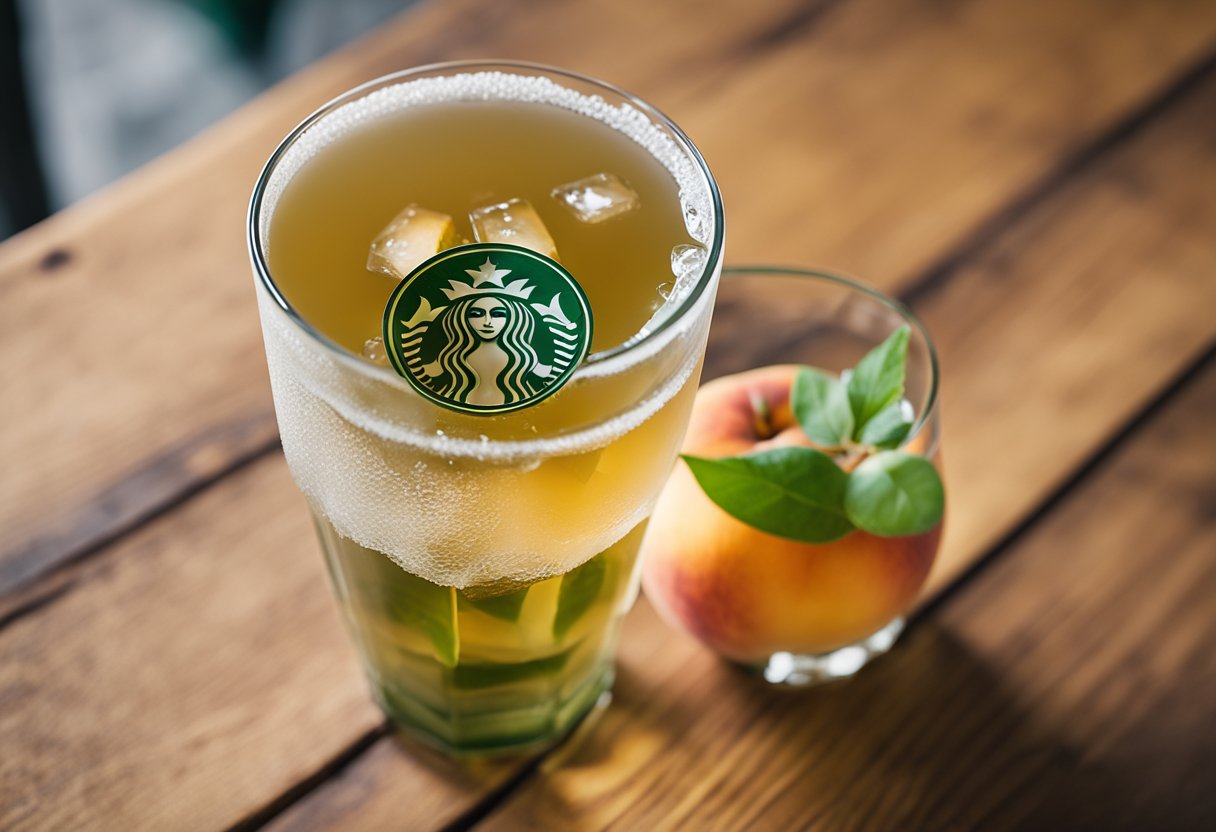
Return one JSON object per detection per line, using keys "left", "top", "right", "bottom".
{"left": 441, "top": 257, "right": 536, "bottom": 300}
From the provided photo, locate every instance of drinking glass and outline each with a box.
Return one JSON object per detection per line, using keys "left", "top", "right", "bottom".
{"left": 667, "top": 267, "right": 943, "bottom": 686}
{"left": 247, "top": 62, "right": 723, "bottom": 755}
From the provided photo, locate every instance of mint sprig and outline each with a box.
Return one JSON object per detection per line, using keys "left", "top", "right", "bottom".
{"left": 791, "top": 368, "right": 853, "bottom": 446}
{"left": 847, "top": 326, "right": 910, "bottom": 432}
{"left": 683, "top": 325, "right": 943, "bottom": 541}
{"left": 845, "top": 451, "right": 943, "bottom": 536}
{"left": 857, "top": 400, "right": 914, "bottom": 449}
{"left": 683, "top": 448, "right": 853, "bottom": 543}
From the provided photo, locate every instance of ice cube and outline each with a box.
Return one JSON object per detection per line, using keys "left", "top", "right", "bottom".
{"left": 637, "top": 244, "right": 710, "bottom": 337}
{"left": 469, "top": 198, "right": 559, "bottom": 260}
{"left": 670, "top": 243, "right": 707, "bottom": 283}
{"left": 367, "top": 204, "right": 459, "bottom": 280}
{"left": 550, "top": 172, "right": 640, "bottom": 224}
{"left": 362, "top": 335, "right": 389, "bottom": 366}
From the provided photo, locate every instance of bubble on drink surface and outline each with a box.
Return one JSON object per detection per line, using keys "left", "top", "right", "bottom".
{"left": 366, "top": 204, "right": 459, "bottom": 279}
{"left": 636, "top": 244, "right": 708, "bottom": 337}
{"left": 469, "top": 198, "right": 559, "bottom": 260}
{"left": 550, "top": 172, "right": 640, "bottom": 224}
{"left": 362, "top": 335, "right": 389, "bottom": 366}
{"left": 681, "top": 196, "right": 709, "bottom": 243}
{"left": 667, "top": 243, "right": 708, "bottom": 308}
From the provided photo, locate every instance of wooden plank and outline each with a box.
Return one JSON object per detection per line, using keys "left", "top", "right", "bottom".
{"left": 919, "top": 69, "right": 1216, "bottom": 590}
{"left": 270, "top": 54, "right": 1216, "bottom": 831}
{"left": 475, "top": 361, "right": 1216, "bottom": 831}
{"left": 3, "top": 3, "right": 1214, "bottom": 828}
{"left": 4, "top": 0, "right": 1216, "bottom": 593}
{"left": 0, "top": 455, "right": 522, "bottom": 831}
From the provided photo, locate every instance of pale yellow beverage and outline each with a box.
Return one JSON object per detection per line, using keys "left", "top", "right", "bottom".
{"left": 249, "top": 63, "right": 722, "bottom": 755}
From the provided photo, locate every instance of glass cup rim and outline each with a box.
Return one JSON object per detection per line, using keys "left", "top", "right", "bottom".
{"left": 247, "top": 59, "right": 725, "bottom": 381}
{"left": 720, "top": 265, "right": 941, "bottom": 446}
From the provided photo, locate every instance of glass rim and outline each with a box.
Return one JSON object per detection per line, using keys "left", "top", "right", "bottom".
{"left": 247, "top": 59, "right": 725, "bottom": 380}
{"left": 720, "top": 265, "right": 941, "bottom": 445}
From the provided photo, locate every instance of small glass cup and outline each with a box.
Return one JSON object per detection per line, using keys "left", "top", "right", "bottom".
{"left": 644, "top": 267, "right": 942, "bottom": 686}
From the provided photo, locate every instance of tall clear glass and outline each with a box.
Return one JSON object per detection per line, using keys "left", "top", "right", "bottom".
{"left": 248, "top": 62, "right": 723, "bottom": 756}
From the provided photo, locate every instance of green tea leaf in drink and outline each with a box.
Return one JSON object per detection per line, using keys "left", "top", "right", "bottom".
{"left": 383, "top": 569, "right": 460, "bottom": 668}
{"left": 554, "top": 555, "right": 607, "bottom": 639}
{"left": 452, "top": 647, "right": 574, "bottom": 690}
{"left": 462, "top": 586, "right": 531, "bottom": 622}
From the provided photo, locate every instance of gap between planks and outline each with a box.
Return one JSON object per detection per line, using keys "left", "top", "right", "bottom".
{"left": 898, "top": 45, "right": 1216, "bottom": 310}
{"left": 226, "top": 725, "right": 393, "bottom": 832}
{"left": 914, "top": 340, "right": 1216, "bottom": 623}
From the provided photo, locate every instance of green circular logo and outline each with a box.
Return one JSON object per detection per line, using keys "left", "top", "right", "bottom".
{"left": 382, "top": 243, "right": 593, "bottom": 415}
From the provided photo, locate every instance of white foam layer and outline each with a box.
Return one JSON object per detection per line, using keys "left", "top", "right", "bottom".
{"left": 260, "top": 71, "right": 713, "bottom": 253}
{"left": 253, "top": 70, "right": 720, "bottom": 586}
{"left": 257, "top": 70, "right": 719, "bottom": 461}
{"left": 260, "top": 283, "right": 709, "bottom": 587}
{"left": 260, "top": 285, "right": 712, "bottom": 463}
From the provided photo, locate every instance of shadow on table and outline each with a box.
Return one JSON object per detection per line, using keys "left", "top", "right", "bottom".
{"left": 487, "top": 619, "right": 1170, "bottom": 830}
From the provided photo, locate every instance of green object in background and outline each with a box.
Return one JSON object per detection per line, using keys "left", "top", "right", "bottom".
{"left": 177, "top": 0, "right": 279, "bottom": 54}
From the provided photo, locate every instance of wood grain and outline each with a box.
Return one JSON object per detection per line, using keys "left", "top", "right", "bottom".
{"left": 918, "top": 69, "right": 1216, "bottom": 591}
{"left": 470, "top": 352, "right": 1216, "bottom": 831}
{"left": 245, "top": 36, "right": 1216, "bottom": 832}
{"left": 4, "top": 0, "right": 1216, "bottom": 594}
{"left": 4, "top": 1, "right": 1216, "bottom": 829}
{"left": 0, "top": 456, "right": 526, "bottom": 831}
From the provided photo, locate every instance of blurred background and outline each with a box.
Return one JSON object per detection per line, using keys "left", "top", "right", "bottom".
{"left": 1, "top": 0, "right": 418, "bottom": 240}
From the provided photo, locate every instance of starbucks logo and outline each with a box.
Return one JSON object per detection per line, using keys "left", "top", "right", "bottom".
{"left": 382, "top": 244, "right": 593, "bottom": 415}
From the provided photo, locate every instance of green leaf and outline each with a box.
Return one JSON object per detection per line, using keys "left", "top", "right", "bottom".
{"left": 461, "top": 586, "right": 530, "bottom": 622}
{"left": 847, "top": 326, "right": 910, "bottom": 437}
{"left": 553, "top": 555, "right": 606, "bottom": 639}
{"left": 857, "top": 400, "right": 914, "bottom": 449}
{"left": 382, "top": 569, "right": 459, "bottom": 667}
{"left": 683, "top": 447, "right": 853, "bottom": 543}
{"left": 792, "top": 367, "right": 854, "bottom": 446}
{"left": 452, "top": 647, "right": 574, "bottom": 690}
{"left": 844, "top": 451, "right": 943, "bottom": 537}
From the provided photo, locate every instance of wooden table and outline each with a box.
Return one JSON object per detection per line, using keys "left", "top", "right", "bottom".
{"left": 3, "top": 0, "right": 1214, "bottom": 829}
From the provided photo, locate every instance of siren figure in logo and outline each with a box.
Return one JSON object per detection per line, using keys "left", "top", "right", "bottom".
{"left": 396, "top": 256, "right": 584, "bottom": 411}
{"left": 427, "top": 294, "right": 553, "bottom": 407}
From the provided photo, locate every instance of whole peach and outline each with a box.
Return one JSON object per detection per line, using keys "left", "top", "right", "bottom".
{"left": 641, "top": 366, "right": 941, "bottom": 662}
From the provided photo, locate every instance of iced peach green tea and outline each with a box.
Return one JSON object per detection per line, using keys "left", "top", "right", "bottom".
{"left": 249, "top": 64, "right": 722, "bottom": 755}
